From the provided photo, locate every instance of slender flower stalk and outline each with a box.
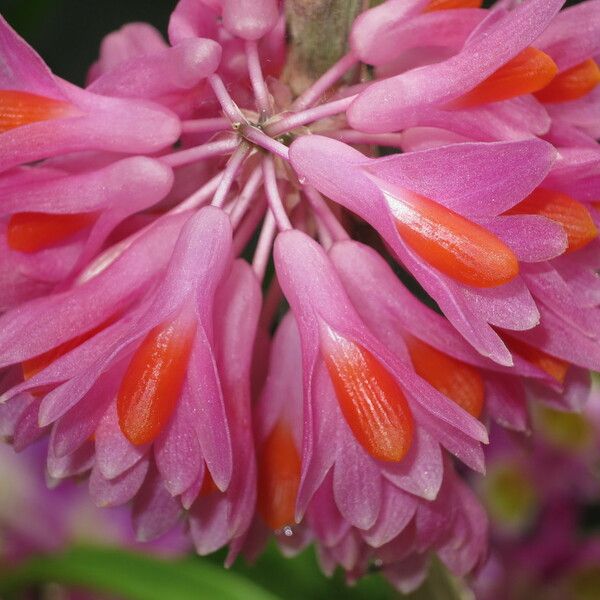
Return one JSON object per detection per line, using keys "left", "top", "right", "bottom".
{"left": 211, "top": 142, "right": 251, "bottom": 208}
{"left": 252, "top": 210, "right": 277, "bottom": 281}
{"left": 263, "top": 156, "right": 292, "bottom": 231}
{"left": 208, "top": 74, "right": 248, "bottom": 124}
{"left": 160, "top": 137, "right": 239, "bottom": 168}
{"left": 291, "top": 51, "right": 359, "bottom": 111}
{"left": 264, "top": 95, "right": 357, "bottom": 137}
{"left": 303, "top": 186, "right": 349, "bottom": 242}
{"left": 181, "top": 117, "right": 230, "bottom": 134}
{"left": 229, "top": 167, "right": 264, "bottom": 227}
{"left": 245, "top": 41, "right": 272, "bottom": 119}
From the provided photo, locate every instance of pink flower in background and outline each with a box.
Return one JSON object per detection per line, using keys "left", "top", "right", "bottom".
{"left": 0, "top": 0, "right": 599, "bottom": 592}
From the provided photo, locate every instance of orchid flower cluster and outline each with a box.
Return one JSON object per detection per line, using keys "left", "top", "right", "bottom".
{"left": 0, "top": 0, "right": 599, "bottom": 592}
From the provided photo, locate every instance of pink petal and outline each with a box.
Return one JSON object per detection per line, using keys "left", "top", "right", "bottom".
{"left": 380, "top": 429, "right": 443, "bottom": 500}
{"left": 536, "top": 0, "right": 600, "bottom": 70}
{"left": 348, "top": 0, "right": 564, "bottom": 132}
{"left": 88, "top": 23, "right": 168, "bottom": 83}
{"left": 154, "top": 389, "right": 203, "bottom": 497}
{"left": 95, "top": 403, "right": 148, "bottom": 479}
{"left": 89, "top": 457, "right": 149, "bottom": 507}
{"left": 362, "top": 482, "right": 417, "bottom": 548}
{"left": 50, "top": 369, "right": 119, "bottom": 458}
{"left": 88, "top": 38, "right": 221, "bottom": 99}
{"left": 333, "top": 439, "right": 382, "bottom": 530}
{"left": 189, "top": 494, "right": 230, "bottom": 555}
{"left": 222, "top": 0, "right": 279, "bottom": 41}
{"left": 132, "top": 465, "right": 183, "bottom": 542}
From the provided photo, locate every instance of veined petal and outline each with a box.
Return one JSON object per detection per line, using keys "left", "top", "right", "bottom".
{"left": 406, "top": 337, "right": 484, "bottom": 418}
{"left": 320, "top": 327, "right": 414, "bottom": 463}
{"left": 21, "top": 312, "right": 119, "bottom": 381}
{"left": 535, "top": 59, "right": 600, "bottom": 104}
{"left": 384, "top": 188, "right": 518, "bottom": 287}
{"left": 257, "top": 421, "right": 301, "bottom": 530}
{"left": 88, "top": 38, "right": 222, "bottom": 99}
{"left": 117, "top": 303, "right": 196, "bottom": 446}
{"left": 351, "top": 4, "right": 484, "bottom": 66}
{"left": 348, "top": 0, "right": 564, "bottom": 132}
{"left": 0, "top": 90, "right": 76, "bottom": 132}
{"left": 506, "top": 188, "right": 598, "bottom": 253}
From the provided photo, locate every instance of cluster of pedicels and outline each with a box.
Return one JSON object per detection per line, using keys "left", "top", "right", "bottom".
{"left": 0, "top": 0, "right": 599, "bottom": 591}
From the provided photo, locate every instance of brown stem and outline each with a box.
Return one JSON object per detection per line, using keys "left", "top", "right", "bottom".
{"left": 284, "top": 0, "right": 365, "bottom": 96}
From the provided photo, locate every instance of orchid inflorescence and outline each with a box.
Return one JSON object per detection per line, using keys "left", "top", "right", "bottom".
{"left": 0, "top": 0, "right": 599, "bottom": 592}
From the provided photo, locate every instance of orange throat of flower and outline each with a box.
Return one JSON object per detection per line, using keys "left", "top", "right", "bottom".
{"left": 321, "top": 329, "right": 414, "bottom": 462}
{"left": 406, "top": 336, "right": 484, "bottom": 418}
{"left": 450, "top": 47, "right": 558, "bottom": 108}
{"left": 117, "top": 306, "right": 197, "bottom": 446}
{"left": 506, "top": 188, "right": 598, "bottom": 253}
{"left": 257, "top": 421, "right": 301, "bottom": 531}
{"left": 535, "top": 59, "right": 600, "bottom": 104}
{"left": 385, "top": 189, "right": 519, "bottom": 287}
{"left": 425, "top": 0, "right": 483, "bottom": 11}
{"left": 0, "top": 90, "right": 75, "bottom": 133}
{"left": 7, "top": 212, "right": 98, "bottom": 253}
{"left": 504, "top": 335, "right": 569, "bottom": 384}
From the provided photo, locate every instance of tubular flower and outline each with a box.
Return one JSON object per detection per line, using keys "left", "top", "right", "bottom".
{"left": 0, "top": 0, "right": 599, "bottom": 592}
{"left": 289, "top": 135, "right": 558, "bottom": 364}
{"left": 244, "top": 312, "right": 488, "bottom": 591}
{"left": 330, "top": 241, "right": 599, "bottom": 430}
{"left": 0, "top": 208, "right": 238, "bottom": 541}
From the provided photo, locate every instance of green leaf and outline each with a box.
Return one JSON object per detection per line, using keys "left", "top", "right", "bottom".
{"left": 406, "top": 558, "right": 468, "bottom": 600}
{"left": 218, "top": 542, "right": 397, "bottom": 600}
{"left": 0, "top": 545, "right": 280, "bottom": 600}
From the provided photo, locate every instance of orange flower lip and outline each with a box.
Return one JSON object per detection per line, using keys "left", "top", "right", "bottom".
{"left": 117, "top": 306, "right": 197, "bottom": 446}
{"left": 535, "top": 58, "right": 600, "bottom": 104}
{"left": 385, "top": 189, "right": 519, "bottom": 288}
{"left": 450, "top": 47, "right": 558, "bottom": 108}
{"left": 257, "top": 421, "right": 301, "bottom": 531}
{"left": 425, "top": 0, "right": 483, "bottom": 11}
{"left": 505, "top": 188, "right": 598, "bottom": 254}
{"left": 7, "top": 212, "right": 98, "bottom": 253}
{"left": 504, "top": 335, "right": 569, "bottom": 384}
{"left": 407, "top": 336, "right": 484, "bottom": 419}
{"left": 0, "top": 90, "right": 75, "bottom": 133}
{"left": 321, "top": 328, "right": 414, "bottom": 462}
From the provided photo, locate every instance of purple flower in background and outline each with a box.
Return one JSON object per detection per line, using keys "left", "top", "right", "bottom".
{"left": 473, "top": 387, "right": 600, "bottom": 599}
{"left": 0, "top": 441, "right": 188, "bottom": 565}
{"left": 0, "top": 0, "right": 599, "bottom": 592}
